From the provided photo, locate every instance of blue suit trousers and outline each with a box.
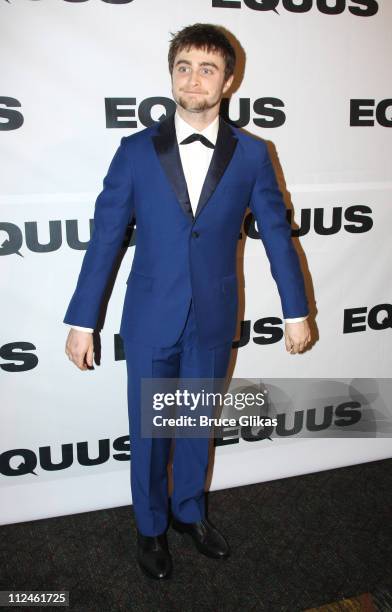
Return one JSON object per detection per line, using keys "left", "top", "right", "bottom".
{"left": 122, "top": 299, "right": 233, "bottom": 536}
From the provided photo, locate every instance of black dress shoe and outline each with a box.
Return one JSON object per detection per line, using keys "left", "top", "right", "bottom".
{"left": 136, "top": 529, "right": 173, "bottom": 579}
{"left": 171, "top": 517, "right": 230, "bottom": 559}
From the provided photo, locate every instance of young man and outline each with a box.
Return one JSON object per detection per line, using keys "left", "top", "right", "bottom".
{"left": 64, "top": 23, "right": 311, "bottom": 579}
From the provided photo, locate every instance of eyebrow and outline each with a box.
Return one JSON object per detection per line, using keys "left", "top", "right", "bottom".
{"left": 175, "top": 59, "right": 220, "bottom": 70}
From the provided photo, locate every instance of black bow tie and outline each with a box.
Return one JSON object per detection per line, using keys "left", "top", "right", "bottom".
{"left": 180, "top": 133, "right": 215, "bottom": 149}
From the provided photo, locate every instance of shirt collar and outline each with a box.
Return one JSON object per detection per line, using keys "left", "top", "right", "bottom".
{"left": 174, "top": 109, "right": 219, "bottom": 145}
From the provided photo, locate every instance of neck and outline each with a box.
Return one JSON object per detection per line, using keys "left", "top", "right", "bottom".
{"left": 176, "top": 104, "right": 219, "bottom": 131}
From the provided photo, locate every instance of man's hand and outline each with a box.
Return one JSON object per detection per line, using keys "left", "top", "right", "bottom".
{"left": 65, "top": 329, "right": 94, "bottom": 370}
{"left": 284, "top": 319, "right": 311, "bottom": 354}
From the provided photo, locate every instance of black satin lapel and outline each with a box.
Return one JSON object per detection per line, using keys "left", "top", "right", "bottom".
{"left": 152, "top": 113, "right": 193, "bottom": 222}
{"left": 194, "top": 117, "right": 238, "bottom": 220}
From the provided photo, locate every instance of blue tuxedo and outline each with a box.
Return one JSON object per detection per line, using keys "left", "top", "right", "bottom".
{"left": 64, "top": 112, "right": 308, "bottom": 535}
{"left": 64, "top": 112, "right": 308, "bottom": 347}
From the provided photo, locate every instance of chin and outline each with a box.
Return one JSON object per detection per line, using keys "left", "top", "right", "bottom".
{"left": 177, "top": 96, "right": 211, "bottom": 112}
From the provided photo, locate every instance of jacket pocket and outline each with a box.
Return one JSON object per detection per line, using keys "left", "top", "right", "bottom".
{"left": 126, "top": 270, "right": 153, "bottom": 291}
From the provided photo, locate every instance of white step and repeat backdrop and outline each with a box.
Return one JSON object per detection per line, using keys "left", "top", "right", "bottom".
{"left": 1, "top": 0, "right": 391, "bottom": 525}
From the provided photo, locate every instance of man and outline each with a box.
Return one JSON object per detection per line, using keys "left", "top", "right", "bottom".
{"left": 64, "top": 23, "right": 311, "bottom": 579}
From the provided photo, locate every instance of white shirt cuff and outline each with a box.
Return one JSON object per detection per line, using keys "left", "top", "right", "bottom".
{"left": 66, "top": 324, "right": 94, "bottom": 333}
{"left": 284, "top": 315, "right": 308, "bottom": 323}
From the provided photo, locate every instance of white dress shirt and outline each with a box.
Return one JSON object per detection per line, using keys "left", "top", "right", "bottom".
{"left": 175, "top": 110, "right": 218, "bottom": 216}
{"left": 67, "top": 109, "right": 307, "bottom": 333}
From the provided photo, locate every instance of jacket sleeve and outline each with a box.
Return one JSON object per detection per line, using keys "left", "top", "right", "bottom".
{"left": 63, "top": 136, "right": 135, "bottom": 330}
{"left": 249, "top": 143, "right": 309, "bottom": 319}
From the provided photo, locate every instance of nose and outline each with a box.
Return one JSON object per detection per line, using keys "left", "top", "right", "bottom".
{"left": 187, "top": 68, "right": 201, "bottom": 88}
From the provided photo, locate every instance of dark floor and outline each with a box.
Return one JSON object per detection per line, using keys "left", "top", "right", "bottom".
{"left": 1, "top": 458, "right": 391, "bottom": 612}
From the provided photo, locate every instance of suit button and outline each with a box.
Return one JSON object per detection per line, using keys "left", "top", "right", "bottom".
{"left": 191, "top": 231, "right": 200, "bottom": 238}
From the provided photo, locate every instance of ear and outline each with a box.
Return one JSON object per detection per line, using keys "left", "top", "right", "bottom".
{"left": 222, "top": 74, "right": 234, "bottom": 94}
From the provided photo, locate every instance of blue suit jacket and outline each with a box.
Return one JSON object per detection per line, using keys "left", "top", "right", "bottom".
{"left": 63, "top": 112, "right": 308, "bottom": 349}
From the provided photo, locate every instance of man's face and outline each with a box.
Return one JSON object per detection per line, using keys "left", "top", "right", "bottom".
{"left": 171, "top": 46, "right": 233, "bottom": 113}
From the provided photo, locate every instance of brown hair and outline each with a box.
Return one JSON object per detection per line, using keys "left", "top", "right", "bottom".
{"left": 168, "top": 23, "right": 236, "bottom": 82}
